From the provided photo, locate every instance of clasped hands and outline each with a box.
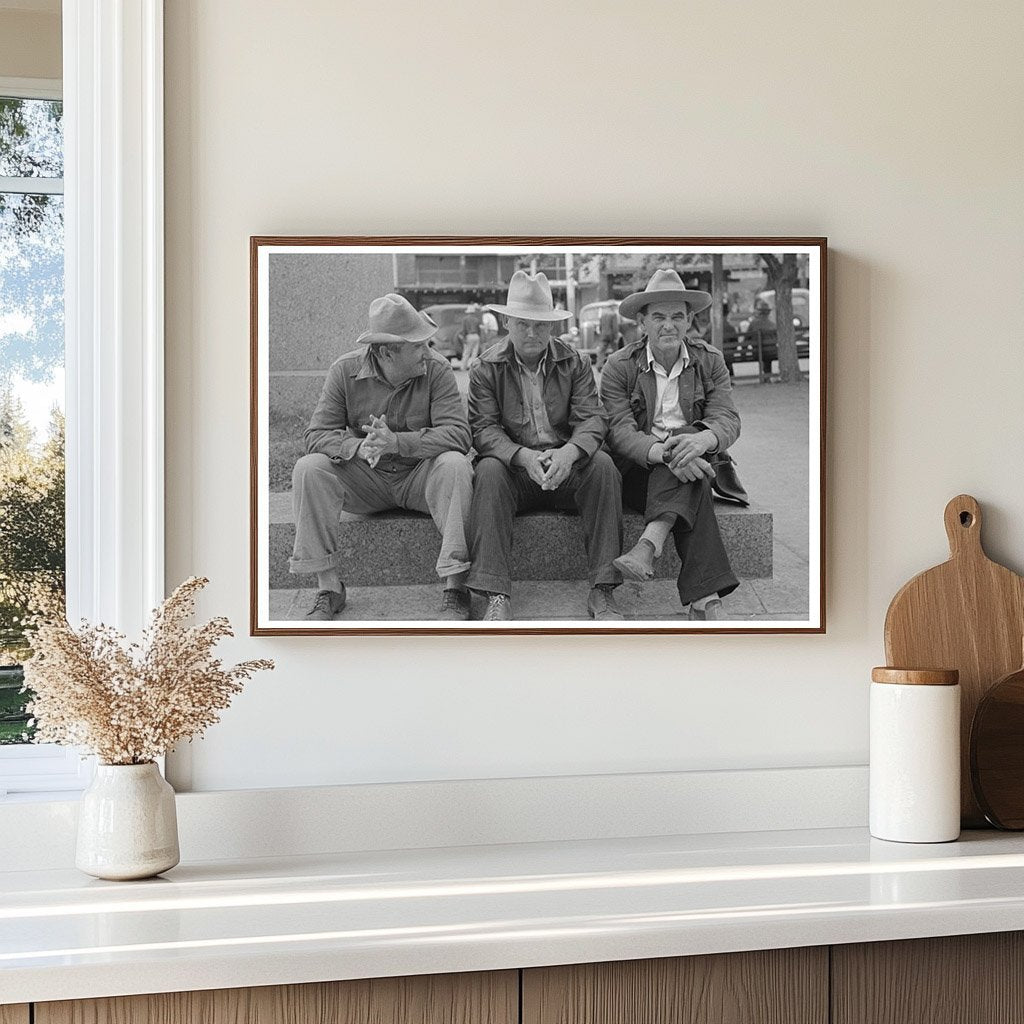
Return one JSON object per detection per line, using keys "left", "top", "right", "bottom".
{"left": 357, "top": 415, "right": 398, "bottom": 465}
{"left": 514, "top": 444, "right": 579, "bottom": 491}
{"left": 651, "top": 429, "right": 718, "bottom": 483}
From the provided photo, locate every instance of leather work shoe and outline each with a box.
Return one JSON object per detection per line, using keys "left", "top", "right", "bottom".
{"left": 305, "top": 587, "right": 347, "bottom": 621}
{"left": 690, "top": 597, "right": 725, "bottom": 621}
{"left": 482, "top": 593, "right": 513, "bottom": 621}
{"left": 613, "top": 538, "right": 656, "bottom": 581}
{"left": 588, "top": 585, "right": 624, "bottom": 621}
{"left": 439, "top": 588, "right": 471, "bottom": 621}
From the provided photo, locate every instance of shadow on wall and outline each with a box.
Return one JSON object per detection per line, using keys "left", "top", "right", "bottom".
{"left": 826, "top": 248, "right": 870, "bottom": 630}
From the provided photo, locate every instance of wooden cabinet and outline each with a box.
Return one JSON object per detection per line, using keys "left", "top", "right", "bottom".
{"left": 522, "top": 948, "right": 828, "bottom": 1024}
{"left": 34, "top": 971, "right": 517, "bottom": 1024}
{"left": 832, "top": 932, "right": 1024, "bottom": 1024}
{"left": 13, "top": 933, "right": 1024, "bottom": 1023}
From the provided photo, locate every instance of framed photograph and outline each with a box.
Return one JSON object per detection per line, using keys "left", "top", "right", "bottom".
{"left": 251, "top": 237, "right": 826, "bottom": 635}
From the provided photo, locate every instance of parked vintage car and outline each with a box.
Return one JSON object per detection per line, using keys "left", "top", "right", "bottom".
{"left": 422, "top": 303, "right": 471, "bottom": 361}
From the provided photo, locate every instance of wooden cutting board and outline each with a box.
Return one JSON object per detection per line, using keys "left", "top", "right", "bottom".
{"left": 884, "top": 494, "right": 1024, "bottom": 827}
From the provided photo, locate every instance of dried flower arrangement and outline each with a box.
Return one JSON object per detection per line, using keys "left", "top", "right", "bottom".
{"left": 22, "top": 577, "right": 273, "bottom": 765}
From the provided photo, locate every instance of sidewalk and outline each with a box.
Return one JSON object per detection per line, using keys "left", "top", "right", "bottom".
{"left": 727, "top": 377, "right": 810, "bottom": 559}
{"left": 272, "top": 538, "right": 805, "bottom": 622}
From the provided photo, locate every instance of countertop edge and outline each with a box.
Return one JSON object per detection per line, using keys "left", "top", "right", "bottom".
{"left": 6, "top": 824, "right": 1024, "bottom": 1006}
{"left": 9, "top": 901, "right": 1024, "bottom": 1005}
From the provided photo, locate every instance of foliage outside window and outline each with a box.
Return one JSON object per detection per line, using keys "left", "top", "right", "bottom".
{"left": 0, "top": 95, "right": 65, "bottom": 744}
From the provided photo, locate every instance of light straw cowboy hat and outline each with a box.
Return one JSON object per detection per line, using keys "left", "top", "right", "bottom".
{"left": 356, "top": 293, "right": 439, "bottom": 344}
{"left": 487, "top": 271, "right": 573, "bottom": 322}
{"left": 618, "top": 268, "right": 713, "bottom": 320}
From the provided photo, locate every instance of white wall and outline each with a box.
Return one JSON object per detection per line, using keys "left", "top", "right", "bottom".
{"left": 163, "top": 0, "right": 1024, "bottom": 792}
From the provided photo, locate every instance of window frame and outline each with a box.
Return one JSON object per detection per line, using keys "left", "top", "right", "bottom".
{"left": 0, "top": 0, "right": 165, "bottom": 797}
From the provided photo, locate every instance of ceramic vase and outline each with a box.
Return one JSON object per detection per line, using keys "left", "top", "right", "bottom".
{"left": 76, "top": 762, "right": 180, "bottom": 880}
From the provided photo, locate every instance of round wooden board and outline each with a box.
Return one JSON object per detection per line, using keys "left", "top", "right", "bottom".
{"left": 971, "top": 663, "right": 1024, "bottom": 829}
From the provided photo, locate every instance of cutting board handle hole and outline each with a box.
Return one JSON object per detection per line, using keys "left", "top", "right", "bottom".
{"left": 960, "top": 511, "right": 974, "bottom": 527}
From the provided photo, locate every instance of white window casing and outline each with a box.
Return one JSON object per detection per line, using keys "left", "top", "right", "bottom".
{"left": 63, "top": 0, "right": 164, "bottom": 635}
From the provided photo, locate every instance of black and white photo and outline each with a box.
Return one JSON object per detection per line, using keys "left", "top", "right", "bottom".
{"left": 251, "top": 238, "right": 826, "bottom": 634}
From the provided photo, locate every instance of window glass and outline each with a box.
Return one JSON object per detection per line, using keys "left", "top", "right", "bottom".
{"left": 0, "top": 97, "right": 63, "bottom": 178}
{"left": 0, "top": 97, "right": 65, "bottom": 745}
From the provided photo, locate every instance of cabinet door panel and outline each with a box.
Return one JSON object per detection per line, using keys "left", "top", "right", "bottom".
{"left": 523, "top": 949, "right": 827, "bottom": 1024}
{"left": 0, "top": 1007, "right": 30, "bottom": 1024}
{"left": 832, "top": 932, "right": 1024, "bottom": 1024}
{"left": 36, "top": 970, "right": 518, "bottom": 1024}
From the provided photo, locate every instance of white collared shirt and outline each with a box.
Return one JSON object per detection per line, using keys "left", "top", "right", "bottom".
{"left": 646, "top": 342, "right": 689, "bottom": 441}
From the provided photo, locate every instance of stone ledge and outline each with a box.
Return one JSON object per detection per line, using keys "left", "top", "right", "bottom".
{"left": 268, "top": 493, "right": 772, "bottom": 589}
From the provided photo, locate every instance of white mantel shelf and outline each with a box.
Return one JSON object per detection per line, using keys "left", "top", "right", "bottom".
{"left": 4, "top": 826, "right": 1024, "bottom": 1004}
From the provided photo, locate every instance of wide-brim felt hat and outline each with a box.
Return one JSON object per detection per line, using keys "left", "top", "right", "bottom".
{"left": 487, "top": 270, "right": 573, "bottom": 322}
{"left": 356, "top": 293, "right": 439, "bottom": 344}
{"left": 619, "top": 268, "right": 713, "bottom": 320}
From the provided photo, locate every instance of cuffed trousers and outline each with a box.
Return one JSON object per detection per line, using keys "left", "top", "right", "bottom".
{"left": 621, "top": 464, "right": 739, "bottom": 605}
{"left": 289, "top": 451, "right": 473, "bottom": 580}
{"left": 467, "top": 450, "right": 623, "bottom": 597}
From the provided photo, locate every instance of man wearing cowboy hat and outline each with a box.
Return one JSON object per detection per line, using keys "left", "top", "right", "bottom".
{"left": 600, "top": 268, "right": 740, "bottom": 620}
{"left": 290, "top": 293, "right": 474, "bottom": 621}
{"left": 466, "top": 271, "right": 623, "bottom": 621}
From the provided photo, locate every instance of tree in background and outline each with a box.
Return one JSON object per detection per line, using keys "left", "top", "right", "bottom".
{"left": 760, "top": 253, "right": 802, "bottom": 383}
{"left": 0, "top": 97, "right": 64, "bottom": 387}
{"left": 0, "top": 394, "right": 65, "bottom": 743}
{"left": 0, "top": 393, "right": 65, "bottom": 660}
{"left": 0, "top": 96, "right": 65, "bottom": 744}
{"left": 631, "top": 252, "right": 708, "bottom": 290}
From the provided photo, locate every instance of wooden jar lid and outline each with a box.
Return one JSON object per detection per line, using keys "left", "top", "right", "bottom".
{"left": 871, "top": 667, "right": 960, "bottom": 686}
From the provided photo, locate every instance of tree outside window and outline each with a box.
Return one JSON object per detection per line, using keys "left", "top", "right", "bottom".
{"left": 0, "top": 94, "right": 65, "bottom": 744}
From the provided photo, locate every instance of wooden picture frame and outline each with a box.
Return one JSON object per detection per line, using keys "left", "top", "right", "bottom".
{"left": 251, "top": 237, "right": 826, "bottom": 635}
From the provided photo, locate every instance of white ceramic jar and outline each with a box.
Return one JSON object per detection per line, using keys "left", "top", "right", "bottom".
{"left": 76, "top": 762, "right": 180, "bottom": 880}
{"left": 870, "top": 667, "right": 961, "bottom": 843}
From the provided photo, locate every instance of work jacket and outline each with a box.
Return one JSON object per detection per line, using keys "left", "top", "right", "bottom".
{"left": 305, "top": 347, "right": 471, "bottom": 471}
{"left": 468, "top": 337, "right": 607, "bottom": 466}
{"left": 600, "top": 336, "right": 740, "bottom": 470}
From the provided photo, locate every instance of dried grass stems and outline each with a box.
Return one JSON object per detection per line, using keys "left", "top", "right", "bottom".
{"left": 22, "top": 577, "right": 273, "bottom": 765}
